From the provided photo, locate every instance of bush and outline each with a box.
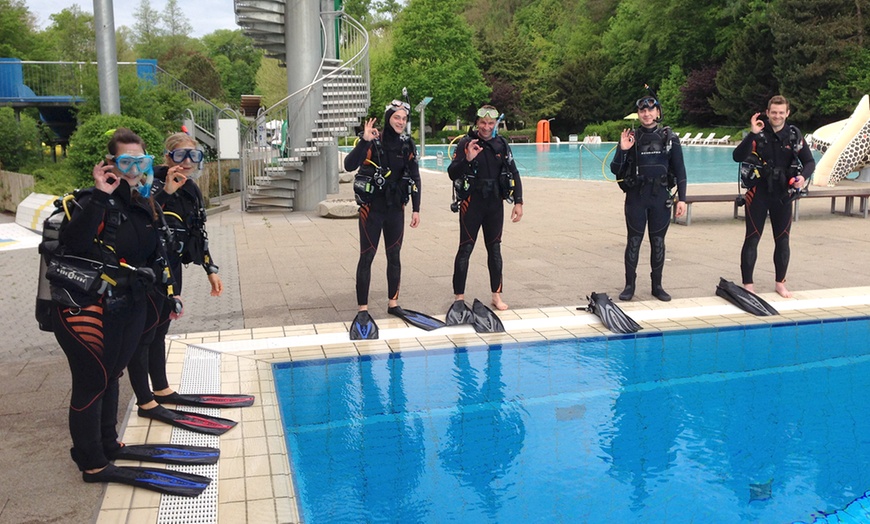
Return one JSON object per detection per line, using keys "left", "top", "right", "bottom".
{"left": 581, "top": 120, "right": 630, "bottom": 142}
{"left": 31, "top": 160, "right": 79, "bottom": 195}
{"left": 0, "top": 107, "right": 42, "bottom": 172}
{"left": 67, "top": 115, "right": 163, "bottom": 187}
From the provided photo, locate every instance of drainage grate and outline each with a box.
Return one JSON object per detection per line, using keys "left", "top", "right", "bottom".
{"left": 157, "top": 345, "right": 222, "bottom": 524}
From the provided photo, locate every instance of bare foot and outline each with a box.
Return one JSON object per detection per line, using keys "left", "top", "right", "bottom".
{"left": 775, "top": 281, "right": 792, "bottom": 298}
{"left": 491, "top": 294, "right": 509, "bottom": 311}
{"left": 743, "top": 283, "right": 755, "bottom": 293}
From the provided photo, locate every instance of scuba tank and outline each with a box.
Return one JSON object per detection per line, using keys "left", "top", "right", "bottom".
{"left": 35, "top": 207, "right": 64, "bottom": 332}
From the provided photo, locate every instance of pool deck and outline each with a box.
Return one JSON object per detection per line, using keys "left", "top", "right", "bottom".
{"left": 4, "top": 170, "right": 870, "bottom": 523}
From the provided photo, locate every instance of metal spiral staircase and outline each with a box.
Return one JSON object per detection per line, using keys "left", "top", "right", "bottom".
{"left": 234, "top": 4, "right": 370, "bottom": 210}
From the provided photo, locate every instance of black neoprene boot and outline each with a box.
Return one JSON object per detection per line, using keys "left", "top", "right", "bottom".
{"left": 619, "top": 272, "right": 636, "bottom": 301}
{"left": 651, "top": 271, "right": 671, "bottom": 302}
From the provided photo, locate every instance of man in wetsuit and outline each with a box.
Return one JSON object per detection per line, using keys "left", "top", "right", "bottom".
{"left": 732, "top": 95, "right": 815, "bottom": 298}
{"left": 610, "top": 94, "right": 687, "bottom": 301}
{"left": 448, "top": 104, "right": 524, "bottom": 310}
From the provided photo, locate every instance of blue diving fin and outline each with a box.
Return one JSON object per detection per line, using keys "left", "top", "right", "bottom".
{"left": 715, "top": 277, "right": 779, "bottom": 316}
{"left": 471, "top": 299, "right": 505, "bottom": 333}
{"left": 82, "top": 463, "right": 210, "bottom": 497}
{"left": 388, "top": 306, "right": 446, "bottom": 331}
{"left": 349, "top": 310, "right": 379, "bottom": 340}
{"left": 110, "top": 443, "right": 220, "bottom": 465}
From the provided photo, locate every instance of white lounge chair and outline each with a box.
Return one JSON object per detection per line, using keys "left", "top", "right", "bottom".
{"left": 685, "top": 132, "right": 703, "bottom": 145}
{"left": 713, "top": 134, "right": 731, "bottom": 145}
{"left": 568, "top": 134, "right": 579, "bottom": 143}
{"left": 700, "top": 132, "right": 717, "bottom": 145}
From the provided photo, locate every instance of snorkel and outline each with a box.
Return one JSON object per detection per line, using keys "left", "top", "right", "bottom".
{"left": 493, "top": 113, "right": 505, "bottom": 138}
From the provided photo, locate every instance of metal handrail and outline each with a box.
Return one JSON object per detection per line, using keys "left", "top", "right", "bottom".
{"left": 11, "top": 60, "right": 220, "bottom": 141}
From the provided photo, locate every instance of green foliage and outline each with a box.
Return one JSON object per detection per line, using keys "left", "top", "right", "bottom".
{"left": 76, "top": 68, "right": 189, "bottom": 135}
{"left": 375, "top": 0, "right": 490, "bottom": 130}
{"left": 710, "top": 3, "right": 778, "bottom": 126}
{"left": 67, "top": 115, "right": 163, "bottom": 187}
{"left": 818, "top": 49, "right": 870, "bottom": 118}
{"left": 771, "top": 0, "right": 862, "bottom": 124}
{"left": 0, "top": 108, "right": 43, "bottom": 172}
{"left": 255, "top": 57, "right": 288, "bottom": 109}
{"left": 0, "top": 0, "right": 47, "bottom": 59}
{"left": 31, "top": 160, "right": 79, "bottom": 195}
{"left": 658, "top": 65, "right": 686, "bottom": 125}
{"left": 202, "top": 30, "right": 263, "bottom": 105}
{"left": 43, "top": 6, "right": 95, "bottom": 62}
{"left": 581, "top": 120, "right": 633, "bottom": 142}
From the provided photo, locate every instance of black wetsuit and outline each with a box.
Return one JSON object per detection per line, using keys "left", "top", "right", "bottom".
{"left": 51, "top": 181, "right": 169, "bottom": 471}
{"left": 610, "top": 125, "right": 687, "bottom": 295}
{"left": 344, "top": 129, "right": 421, "bottom": 305}
{"left": 448, "top": 134, "right": 523, "bottom": 295}
{"left": 128, "top": 165, "right": 218, "bottom": 405}
{"left": 732, "top": 125, "right": 815, "bottom": 284}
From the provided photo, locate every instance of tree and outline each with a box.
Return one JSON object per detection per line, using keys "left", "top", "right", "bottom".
{"left": 680, "top": 66, "right": 719, "bottom": 126}
{"left": 0, "top": 107, "right": 42, "bottom": 172}
{"left": 163, "top": 0, "right": 192, "bottom": 40}
{"left": 133, "top": 0, "right": 165, "bottom": 56}
{"left": 43, "top": 6, "right": 96, "bottom": 62}
{"left": 377, "top": 0, "right": 489, "bottom": 131}
{"left": 255, "top": 57, "right": 288, "bottom": 109}
{"left": 817, "top": 48, "right": 870, "bottom": 118}
{"left": 711, "top": 2, "right": 778, "bottom": 126}
{"left": 658, "top": 64, "right": 686, "bottom": 125}
{"left": 202, "top": 30, "right": 263, "bottom": 105}
{"left": 0, "top": 0, "right": 46, "bottom": 59}
{"left": 771, "top": 0, "right": 865, "bottom": 124}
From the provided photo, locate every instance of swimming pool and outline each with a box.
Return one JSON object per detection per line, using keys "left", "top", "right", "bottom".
{"left": 404, "top": 143, "right": 823, "bottom": 185}
{"left": 274, "top": 317, "right": 870, "bottom": 523}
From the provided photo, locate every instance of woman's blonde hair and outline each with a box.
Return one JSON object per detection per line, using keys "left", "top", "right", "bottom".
{"left": 164, "top": 132, "right": 197, "bottom": 155}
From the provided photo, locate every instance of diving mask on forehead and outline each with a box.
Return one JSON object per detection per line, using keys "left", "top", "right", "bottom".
{"left": 477, "top": 107, "right": 499, "bottom": 119}
{"left": 636, "top": 97, "right": 659, "bottom": 111}
{"left": 109, "top": 154, "right": 155, "bottom": 197}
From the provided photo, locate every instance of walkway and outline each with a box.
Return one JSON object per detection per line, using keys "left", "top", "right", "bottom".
{"left": 3, "top": 171, "right": 870, "bottom": 522}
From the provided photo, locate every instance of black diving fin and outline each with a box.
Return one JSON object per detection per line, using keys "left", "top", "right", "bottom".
{"left": 110, "top": 443, "right": 220, "bottom": 465}
{"left": 349, "top": 310, "right": 379, "bottom": 340}
{"left": 715, "top": 277, "right": 779, "bottom": 316}
{"left": 82, "top": 463, "right": 210, "bottom": 497}
{"left": 471, "top": 299, "right": 506, "bottom": 333}
{"left": 445, "top": 300, "right": 474, "bottom": 326}
{"left": 137, "top": 405, "right": 237, "bottom": 436}
{"left": 388, "top": 306, "right": 446, "bottom": 331}
{"left": 583, "top": 292, "right": 642, "bottom": 334}
{"left": 155, "top": 392, "right": 255, "bottom": 408}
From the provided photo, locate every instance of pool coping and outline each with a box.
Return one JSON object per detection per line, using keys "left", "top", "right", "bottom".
{"left": 97, "top": 286, "right": 870, "bottom": 523}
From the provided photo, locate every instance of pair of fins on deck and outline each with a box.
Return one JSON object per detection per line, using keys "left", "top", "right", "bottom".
{"left": 349, "top": 299, "right": 505, "bottom": 340}
{"left": 585, "top": 277, "right": 779, "bottom": 334}
{"left": 85, "top": 442, "right": 220, "bottom": 497}
{"left": 93, "top": 392, "right": 257, "bottom": 497}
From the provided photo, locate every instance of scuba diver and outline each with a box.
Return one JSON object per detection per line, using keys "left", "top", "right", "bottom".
{"left": 129, "top": 132, "right": 253, "bottom": 433}
{"left": 447, "top": 104, "right": 523, "bottom": 321}
{"left": 610, "top": 90, "right": 687, "bottom": 301}
{"left": 344, "top": 99, "right": 425, "bottom": 339}
{"left": 49, "top": 128, "right": 210, "bottom": 496}
{"left": 732, "top": 95, "right": 815, "bottom": 298}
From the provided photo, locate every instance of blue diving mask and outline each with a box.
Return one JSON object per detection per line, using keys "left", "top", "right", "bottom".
{"left": 111, "top": 154, "right": 155, "bottom": 197}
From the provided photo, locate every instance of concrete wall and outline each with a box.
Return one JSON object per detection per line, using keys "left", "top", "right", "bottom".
{"left": 0, "top": 170, "right": 35, "bottom": 213}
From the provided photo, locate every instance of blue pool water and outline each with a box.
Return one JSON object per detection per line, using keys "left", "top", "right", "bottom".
{"left": 274, "top": 317, "right": 870, "bottom": 524}
{"left": 401, "top": 143, "right": 822, "bottom": 184}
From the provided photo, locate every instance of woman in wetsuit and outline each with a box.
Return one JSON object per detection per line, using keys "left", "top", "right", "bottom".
{"left": 448, "top": 105, "right": 524, "bottom": 311}
{"left": 610, "top": 94, "right": 687, "bottom": 301}
{"left": 52, "top": 128, "right": 175, "bottom": 483}
{"left": 344, "top": 100, "right": 422, "bottom": 334}
{"left": 129, "top": 132, "right": 225, "bottom": 417}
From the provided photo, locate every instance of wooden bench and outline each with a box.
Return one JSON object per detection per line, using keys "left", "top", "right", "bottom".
{"left": 673, "top": 189, "right": 870, "bottom": 225}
